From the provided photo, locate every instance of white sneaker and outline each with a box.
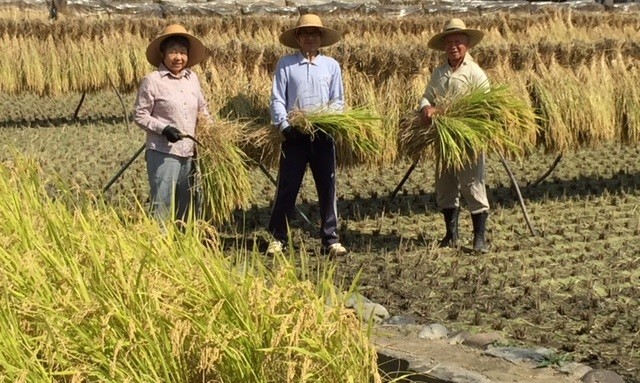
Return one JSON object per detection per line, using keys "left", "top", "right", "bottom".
{"left": 326, "top": 243, "right": 348, "bottom": 257}
{"left": 266, "top": 240, "right": 284, "bottom": 256}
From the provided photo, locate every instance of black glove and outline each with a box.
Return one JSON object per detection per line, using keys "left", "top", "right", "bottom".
{"left": 162, "top": 126, "right": 183, "bottom": 143}
{"left": 282, "top": 126, "right": 305, "bottom": 142}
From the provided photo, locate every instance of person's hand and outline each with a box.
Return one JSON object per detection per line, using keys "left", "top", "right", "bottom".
{"left": 282, "top": 126, "right": 305, "bottom": 141}
{"left": 162, "top": 126, "right": 183, "bottom": 143}
{"left": 420, "top": 106, "right": 436, "bottom": 126}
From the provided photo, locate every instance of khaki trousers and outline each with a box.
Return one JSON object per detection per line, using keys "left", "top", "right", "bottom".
{"left": 435, "top": 153, "right": 489, "bottom": 214}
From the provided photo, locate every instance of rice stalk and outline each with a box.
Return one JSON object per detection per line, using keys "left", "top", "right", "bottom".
{"left": 399, "top": 84, "right": 538, "bottom": 173}
{"left": 288, "top": 108, "right": 386, "bottom": 168}
{"left": 0, "top": 155, "right": 381, "bottom": 382}
{"left": 238, "top": 123, "right": 283, "bottom": 169}
{"left": 575, "top": 57, "right": 616, "bottom": 146}
{"left": 196, "top": 117, "right": 252, "bottom": 227}
{"left": 614, "top": 60, "right": 640, "bottom": 144}
{"left": 527, "top": 72, "right": 570, "bottom": 153}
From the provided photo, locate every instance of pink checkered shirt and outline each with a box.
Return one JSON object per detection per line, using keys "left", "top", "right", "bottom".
{"left": 134, "top": 64, "right": 211, "bottom": 158}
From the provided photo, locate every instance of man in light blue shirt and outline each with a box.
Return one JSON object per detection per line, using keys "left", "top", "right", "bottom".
{"left": 266, "top": 14, "right": 347, "bottom": 257}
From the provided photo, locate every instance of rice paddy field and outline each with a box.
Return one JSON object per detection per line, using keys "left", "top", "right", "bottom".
{"left": 1, "top": 6, "right": 640, "bottom": 382}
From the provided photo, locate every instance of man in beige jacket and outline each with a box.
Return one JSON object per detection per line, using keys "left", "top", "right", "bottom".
{"left": 419, "top": 18, "right": 490, "bottom": 253}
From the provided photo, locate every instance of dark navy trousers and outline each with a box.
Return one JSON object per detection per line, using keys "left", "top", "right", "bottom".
{"left": 268, "top": 132, "right": 339, "bottom": 247}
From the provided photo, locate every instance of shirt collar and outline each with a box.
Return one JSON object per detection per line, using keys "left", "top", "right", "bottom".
{"left": 296, "top": 50, "right": 321, "bottom": 65}
{"left": 445, "top": 53, "right": 474, "bottom": 71}
{"left": 158, "top": 63, "right": 191, "bottom": 79}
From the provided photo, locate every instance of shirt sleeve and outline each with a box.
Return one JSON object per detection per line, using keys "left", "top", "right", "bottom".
{"left": 328, "top": 61, "right": 344, "bottom": 112}
{"left": 419, "top": 71, "right": 438, "bottom": 110}
{"left": 133, "top": 76, "right": 166, "bottom": 135}
{"left": 195, "top": 76, "right": 214, "bottom": 125}
{"left": 270, "top": 59, "right": 289, "bottom": 131}
{"left": 474, "top": 66, "right": 490, "bottom": 90}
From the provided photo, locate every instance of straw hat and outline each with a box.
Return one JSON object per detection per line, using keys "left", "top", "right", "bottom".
{"left": 427, "top": 18, "right": 484, "bottom": 51}
{"left": 145, "top": 24, "right": 206, "bottom": 68}
{"left": 279, "top": 14, "right": 341, "bottom": 49}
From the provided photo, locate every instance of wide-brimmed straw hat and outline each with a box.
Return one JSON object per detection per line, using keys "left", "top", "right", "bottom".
{"left": 279, "top": 14, "right": 341, "bottom": 49}
{"left": 146, "top": 24, "right": 206, "bottom": 68}
{"left": 427, "top": 18, "right": 484, "bottom": 51}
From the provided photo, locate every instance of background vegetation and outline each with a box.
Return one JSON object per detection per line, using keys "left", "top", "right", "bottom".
{"left": 1, "top": 6, "right": 639, "bottom": 382}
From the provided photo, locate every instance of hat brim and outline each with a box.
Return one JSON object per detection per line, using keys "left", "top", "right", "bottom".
{"left": 427, "top": 29, "right": 484, "bottom": 51}
{"left": 279, "top": 26, "right": 341, "bottom": 49}
{"left": 146, "top": 32, "right": 206, "bottom": 68}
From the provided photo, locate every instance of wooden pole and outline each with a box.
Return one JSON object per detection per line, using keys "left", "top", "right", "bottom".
{"left": 73, "top": 92, "right": 86, "bottom": 120}
{"left": 389, "top": 160, "right": 419, "bottom": 199}
{"left": 102, "top": 144, "right": 145, "bottom": 193}
{"left": 108, "top": 77, "right": 130, "bottom": 130}
{"left": 530, "top": 153, "right": 562, "bottom": 188}
{"left": 497, "top": 152, "right": 536, "bottom": 236}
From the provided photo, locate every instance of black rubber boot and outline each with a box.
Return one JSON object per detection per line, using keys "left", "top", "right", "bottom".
{"left": 439, "top": 208, "right": 459, "bottom": 248}
{"left": 471, "top": 211, "right": 489, "bottom": 253}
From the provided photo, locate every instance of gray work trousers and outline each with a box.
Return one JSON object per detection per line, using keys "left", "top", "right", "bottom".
{"left": 146, "top": 149, "right": 195, "bottom": 223}
{"left": 435, "top": 153, "right": 489, "bottom": 214}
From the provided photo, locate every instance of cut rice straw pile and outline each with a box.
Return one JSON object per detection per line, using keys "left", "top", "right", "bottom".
{"left": 288, "top": 108, "right": 387, "bottom": 168}
{"left": 399, "top": 84, "right": 539, "bottom": 173}
{"left": 196, "top": 116, "right": 252, "bottom": 226}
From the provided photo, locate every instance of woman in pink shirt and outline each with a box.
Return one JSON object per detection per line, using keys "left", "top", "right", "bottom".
{"left": 134, "top": 24, "right": 211, "bottom": 224}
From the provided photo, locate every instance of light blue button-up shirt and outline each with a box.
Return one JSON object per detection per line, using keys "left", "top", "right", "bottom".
{"left": 270, "top": 51, "right": 344, "bottom": 131}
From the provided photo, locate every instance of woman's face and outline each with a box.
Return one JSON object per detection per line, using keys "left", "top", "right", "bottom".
{"left": 162, "top": 41, "right": 189, "bottom": 75}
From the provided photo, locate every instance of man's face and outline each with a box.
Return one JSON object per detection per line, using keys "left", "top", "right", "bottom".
{"left": 295, "top": 27, "right": 322, "bottom": 53}
{"left": 443, "top": 32, "right": 469, "bottom": 63}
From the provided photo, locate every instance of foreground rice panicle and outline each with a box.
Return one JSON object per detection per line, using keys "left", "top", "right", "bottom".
{"left": 288, "top": 108, "right": 386, "bottom": 168}
{"left": 0, "top": 156, "right": 381, "bottom": 383}
{"left": 399, "top": 85, "right": 538, "bottom": 172}
{"left": 196, "top": 117, "right": 252, "bottom": 226}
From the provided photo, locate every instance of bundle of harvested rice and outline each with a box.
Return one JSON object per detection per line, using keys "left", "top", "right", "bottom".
{"left": 288, "top": 108, "right": 385, "bottom": 168}
{"left": 196, "top": 117, "right": 252, "bottom": 226}
{"left": 238, "top": 123, "right": 283, "bottom": 169}
{"left": 399, "top": 84, "right": 538, "bottom": 173}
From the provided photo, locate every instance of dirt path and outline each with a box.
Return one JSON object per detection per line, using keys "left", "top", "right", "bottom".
{"left": 374, "top": 332, "right": 581, "bottom": 383}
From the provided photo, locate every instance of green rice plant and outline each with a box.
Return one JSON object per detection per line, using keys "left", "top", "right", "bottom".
{"left": 399, "top": 84, "right": 538, "bottom": 173}
{"left": 288, "top": 108, "right": 386, "bottom": 168}
{"left": 0, "top": 154, "right": 382, "bottom": 383}
{"left": 196, "top": 117, "right": 252, "bottom": 227}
